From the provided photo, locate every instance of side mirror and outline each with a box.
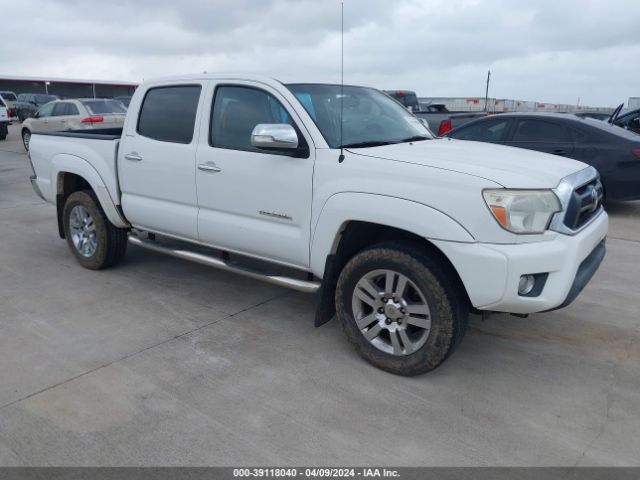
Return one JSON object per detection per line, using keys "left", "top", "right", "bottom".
{"left": 418, "top": 118, "right": 430, "bottom": 130}
{"left": 33, "top": 112, "right": 40, "bottom": 118}
{"left": 251, "top": 124, "right": 298, "bottom": 150}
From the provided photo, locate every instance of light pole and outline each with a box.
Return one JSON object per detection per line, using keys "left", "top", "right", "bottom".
{"left": 44, "top": 81, "right": 51, "bottom": 95}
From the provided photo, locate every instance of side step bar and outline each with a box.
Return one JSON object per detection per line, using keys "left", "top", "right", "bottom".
{"left": 128, "top": 235, "right": 321, "bottom": 293}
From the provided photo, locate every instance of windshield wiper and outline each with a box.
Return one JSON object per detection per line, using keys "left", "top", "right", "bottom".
{"left": 341, "top": 140, "right": 397, "bottom": 149}
{"left": 397, "top": 135, "right": 431, "bottom": 143}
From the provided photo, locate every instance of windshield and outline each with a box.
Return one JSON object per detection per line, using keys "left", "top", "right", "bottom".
{"left": 286, "top": 84, "right": 432, "bottom": 148}
{"left": 81, "top": 99, "right": 127, "bottom": 114}
{"left": 35, "top": 95, "right": 58, "bottom": 104}
{"left": 1, "top": 93, "right": 17, "bottom": 101}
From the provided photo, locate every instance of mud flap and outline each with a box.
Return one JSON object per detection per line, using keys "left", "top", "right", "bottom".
{"left": 314, "top": 255, "right": 338, "bottom": 327}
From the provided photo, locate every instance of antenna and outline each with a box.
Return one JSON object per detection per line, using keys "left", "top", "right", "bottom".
{"left": 338, "top": 1, "right": 345, "bottom": 163}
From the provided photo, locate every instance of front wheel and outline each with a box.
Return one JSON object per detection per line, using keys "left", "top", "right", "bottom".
{"left": 63, "top": 190, "right": 128, "bottom": 270}
{"left": 335, "top": 243, "right": 468, "bottom": 376}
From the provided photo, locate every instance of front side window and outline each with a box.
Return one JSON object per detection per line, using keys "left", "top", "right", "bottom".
{"left": 210, "top": 85, "right": 294, "bottom": 151}
{"left": 287, "top": 84, "right": 432, "bottom": 148}
{"left": 1, "top": 93, "right": 17, "bottom": 101}
{"left": 37, "top": 102, "right": 55, "bottom": 118}
{"left": 450, "top": 119, "right": 508, "bottom": 142}
{"left": 512, "top": 119, "right": 570, "bottom": 142}
{"left": 137, "top": 85, "right": 201, "bottom": 143}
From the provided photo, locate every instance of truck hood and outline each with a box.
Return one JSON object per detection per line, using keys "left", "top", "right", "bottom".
{"left": 347, "top": 138, "right": 588, "bottom": 188}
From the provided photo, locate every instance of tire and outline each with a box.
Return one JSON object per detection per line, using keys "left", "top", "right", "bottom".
{"left": 0, "top": 125, "right": 7, "bottom": 140}
{"left": 335, "top": 242, "right": 468, "bottom": 376}
{"left": 62, "top": 190, "right": 128, "bottom": 270}
{"left": 22, "top": 128, "right": 31, "bottom": 151}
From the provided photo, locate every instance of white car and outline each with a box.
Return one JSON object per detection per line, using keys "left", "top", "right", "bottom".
{"left": 0, "top": 97, "right": 9, "bottom": 140}
{"left": 21, "top": 98, "right": 127, "bottom": 150}
{"left": 27, "top": 74, "right": 607, "bottom": 375}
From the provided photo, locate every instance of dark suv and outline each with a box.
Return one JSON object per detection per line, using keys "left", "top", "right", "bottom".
{"left": 15, "top": 93, "right": 59, "bottom": 122}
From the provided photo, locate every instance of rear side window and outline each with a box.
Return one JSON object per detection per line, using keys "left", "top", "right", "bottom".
{"left": 82, "top": 99, "right": 127, "bottom": 115}
{"left": 512, "top": 119, "right": 570, "bottom": 142}
{"left": 450, "top": 119, "right": 509, "bottom": 142}
{"left": 137, "top": 85, "right": 201, "bottom": 143}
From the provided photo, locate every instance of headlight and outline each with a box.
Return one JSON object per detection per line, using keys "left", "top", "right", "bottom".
{"left": 483, "top": 189, "right": 561, "bottom": 234}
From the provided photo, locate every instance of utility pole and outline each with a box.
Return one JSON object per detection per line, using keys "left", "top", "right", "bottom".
{"left": 484, "top": 70, "right": 491, "bottom": 113}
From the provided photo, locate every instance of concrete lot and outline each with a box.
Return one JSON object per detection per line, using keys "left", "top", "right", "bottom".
{"left": 0, "top": 123, "right": 639, "bottom": 466}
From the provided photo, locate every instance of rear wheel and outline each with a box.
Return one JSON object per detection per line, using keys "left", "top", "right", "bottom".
{"left": 335, "top": 243, "right": 468, "bottom": 376}
{"left": 22, "top": 129, "right": 31, "bottom": 151}
{"left": 0, "top": 125, "right": 7, "bottom": 140}
{"left": 63, "top": 190, "right": 128, "bottom": 270}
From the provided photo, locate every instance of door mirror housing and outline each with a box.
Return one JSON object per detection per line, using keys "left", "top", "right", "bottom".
{"left": 33, "top": 112, "right": 40, "bottom": 118}
{"left": 251, "top": 124, "right": 298, "bottom": 150}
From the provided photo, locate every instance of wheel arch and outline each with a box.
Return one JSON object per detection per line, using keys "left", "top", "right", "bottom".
{"left": 310, "top": 193, "right": 474, "bottom": 326}
{"left": 53, "top": 156, "right": 128, "bottom": 237}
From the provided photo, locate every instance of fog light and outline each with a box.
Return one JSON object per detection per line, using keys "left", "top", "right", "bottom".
{"left": 518, "top": 275, "right": 536, "bottom": 295}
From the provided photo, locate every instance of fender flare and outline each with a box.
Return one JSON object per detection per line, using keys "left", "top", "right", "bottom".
{"left": 51, "top": 153, "right": 128, "bottom": 229}
{"left": 309, "top": 192, "right": 475, "bottom": 277}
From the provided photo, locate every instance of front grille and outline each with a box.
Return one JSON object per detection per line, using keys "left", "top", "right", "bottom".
{"left": 563, "top": 178, "right": 604, "bottom": 230}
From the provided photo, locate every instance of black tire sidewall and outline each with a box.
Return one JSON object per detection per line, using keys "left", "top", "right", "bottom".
{"left": 336, "top": 246, "right": 460, "bottom": 376}
{"left": 62, "top": 191, "right": 110, "bottom": 269}
{"left": 22, "top": 129, "right": 30, "bottom": 150}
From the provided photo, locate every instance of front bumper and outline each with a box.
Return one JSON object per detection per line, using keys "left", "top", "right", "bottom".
{"left": 432, "top": 210, "right": 608, "bottom": 314}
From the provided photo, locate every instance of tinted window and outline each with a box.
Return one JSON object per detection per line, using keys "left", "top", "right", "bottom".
{"left": 1, "top": 93, "right": 16, "bottom": 101}
{"left": 211, "top": 86, "right": 294, "bottom": 151}
{"left": 35, "top": 95, "right": 58, "bottom": 104}
{"left": 512, "top": 119, "right": 570, "bottom": 142}
{"left": 67, "top": 103, "right": 79, "bottom": 116}
{"left": 52, "top": 103, "right": 67, "bottom": 116}
{"left": 82, "top": 99, "right": 127, "bottom": 115}
{"left": 137, "top": 85, "right": 201, "bottom": 143}
{"left": 450, "top": 119, "right": 508, "bottom": 142}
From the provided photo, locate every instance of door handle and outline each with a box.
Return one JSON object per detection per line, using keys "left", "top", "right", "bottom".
{"left": 124, "top": 152, "right": 143, "bottom": 162}
{"left": 198, "top": 162, "right": 222, "bottom": 172}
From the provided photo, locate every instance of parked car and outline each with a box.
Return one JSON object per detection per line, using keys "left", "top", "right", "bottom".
{"left": 611, "top": 107, "right": 640, "bottom": 135}
{"left": 446, "top": 112, "right": 640, "bottom": 201}
{"left": 28, "top": 74, "right": 607, "bottom": 376}
{"left": 15, "top": 93, "right": 59, "bottom": 122}
{"left": 21, "top": 98, "right": 127, "bottom": 150}
{"left": 0, "top": 91, "right": 18, "bottom": 118}
{"left": 114, "top": 95, "right": 132, "bottom": 107}
{"left": 0, "top": 97, "right": 9, "bottom": 140}
{"left": 384, "top": 90, "right": 485, "bottom": 135}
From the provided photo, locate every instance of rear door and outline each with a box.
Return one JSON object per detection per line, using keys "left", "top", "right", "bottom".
{"left": 118, "top": 83, "right": 205, "bottom": 239}
{"left": 503, "top": 118, "right": 574, "bottom": 156}
{"left": 49, "top": 102, "right": 72, "bottom": 131}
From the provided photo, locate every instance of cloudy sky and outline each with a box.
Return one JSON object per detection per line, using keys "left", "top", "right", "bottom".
{"left": 2, "top": 0, "right": 638, "bottom": 107}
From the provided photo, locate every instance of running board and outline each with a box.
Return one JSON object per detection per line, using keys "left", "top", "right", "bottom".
{"left": 128, "top": 235, "right": 321, "bottom": 293}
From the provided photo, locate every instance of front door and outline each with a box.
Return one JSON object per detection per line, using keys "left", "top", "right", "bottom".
{"left": 195, "top": 83, "right": 315, "bottom": 268}
{"left": 119, "top": 83, "right": 205, "bottom": 239}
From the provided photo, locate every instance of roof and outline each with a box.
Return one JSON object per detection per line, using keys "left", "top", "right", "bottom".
{"left": 0, "top": 74, "right": 138, "bottom": 87}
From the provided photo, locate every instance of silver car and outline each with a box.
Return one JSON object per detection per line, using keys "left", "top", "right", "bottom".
{"left": 22, "top": 98, "right": 127, "bottom": 150}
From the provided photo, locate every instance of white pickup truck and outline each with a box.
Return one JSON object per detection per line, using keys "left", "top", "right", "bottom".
{"left": 28, "top": 74, "right": 608, "bottom": 375}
